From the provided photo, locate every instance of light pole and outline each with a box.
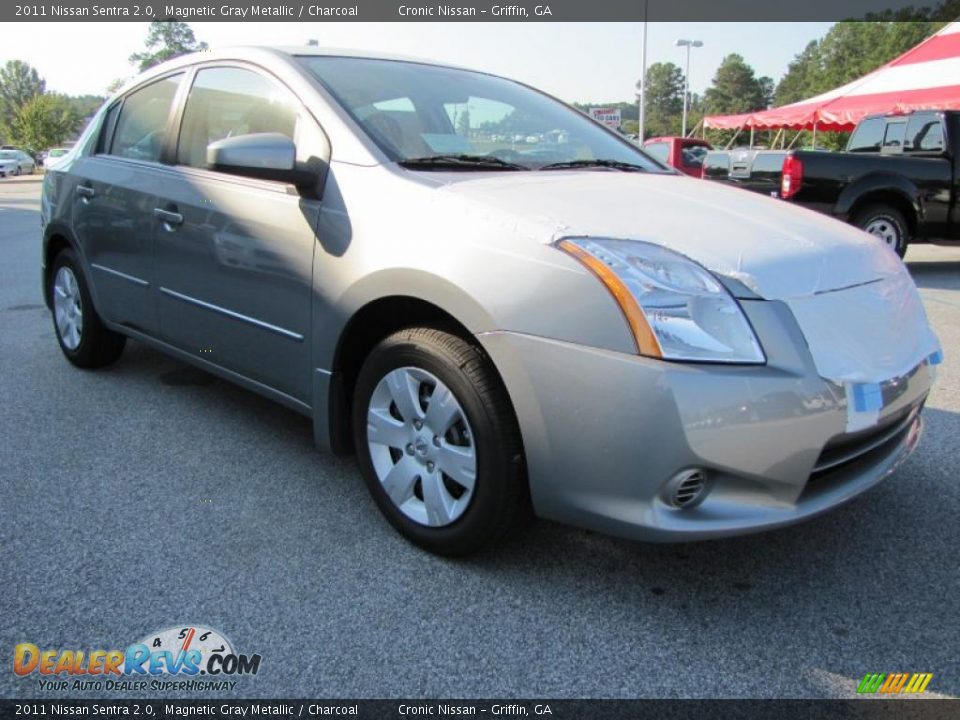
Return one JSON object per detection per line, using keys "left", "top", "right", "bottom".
{"left": 638, "top": 2, "right": 648, "bottom": 142}
{"left": 675, "top": 38, "right": 703, "bottom": 137}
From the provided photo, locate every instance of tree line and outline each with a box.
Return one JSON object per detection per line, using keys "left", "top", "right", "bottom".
{"left": 0, "top": 20, "right": 206, "bottom": 153}
{"left": 577, "top": 18, "right": 949, "bottom": 148}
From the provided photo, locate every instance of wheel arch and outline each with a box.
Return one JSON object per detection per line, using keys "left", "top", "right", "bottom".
{"left": 42, "top": 224, "right": 82, "bottom": 309}
{"left": 318, "top": 290, "right": 507, "bottom": 456}
{"left": 836, "top": 177, "right": 919, "bottom": 237}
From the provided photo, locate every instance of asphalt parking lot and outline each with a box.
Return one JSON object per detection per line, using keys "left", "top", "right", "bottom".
{"left": 1, "top": 175, "right": 958, "bottom": 700}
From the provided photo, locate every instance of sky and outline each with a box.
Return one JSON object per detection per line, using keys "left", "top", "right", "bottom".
{"left": 3, "top": 22, "right": 834, "bottom": 103}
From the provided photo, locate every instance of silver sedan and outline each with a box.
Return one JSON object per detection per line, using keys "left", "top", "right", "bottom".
{"left": 0, "top": 149, "right": 35, "bottom": 176}
{"left": 40, "top": 48, "right": 941, "bottom": 555}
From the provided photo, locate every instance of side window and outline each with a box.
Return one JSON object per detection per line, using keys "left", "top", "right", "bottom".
{"left": 110, "top": 74, "right": 182, "bottom": 162}
{"left": 882, "top": 120, "right": 907, "bottom": 151}
{"left": 847, "top": 117, "right": 885, "bottom": 153}
{"left": 644, "top": 142, "right": 669, "bottom": 163}
{"left": 905, "top": 114, "right": 944, "bottom": 153}
{"left": 177, "top": 67, "right": 298, "bottom": 169}
{"left": 681, "top": 145, "right": 707, "bottom": 167}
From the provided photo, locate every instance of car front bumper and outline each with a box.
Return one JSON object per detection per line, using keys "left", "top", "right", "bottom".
{"left": 479, "top": 298, "right": 934, "bottom": 542}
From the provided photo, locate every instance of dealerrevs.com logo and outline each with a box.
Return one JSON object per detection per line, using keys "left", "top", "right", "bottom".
{"left": 13, "top": 625, "right": 262, "bottom": 692}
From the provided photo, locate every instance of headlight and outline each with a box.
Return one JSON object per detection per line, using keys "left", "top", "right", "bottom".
{"left": 557, "top": 237, "right": 765, "bottom": 364}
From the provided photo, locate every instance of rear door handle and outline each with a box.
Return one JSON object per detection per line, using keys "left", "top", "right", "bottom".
{"left": 153, "top": 208, "right": 184, "bottom": 227}
{"left": 75, "top": 185, "right": 95, "bottom": 200}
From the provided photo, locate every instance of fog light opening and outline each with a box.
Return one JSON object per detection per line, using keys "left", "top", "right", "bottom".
{"left": 665, "top": 469, "right": 710, "bottom": 509}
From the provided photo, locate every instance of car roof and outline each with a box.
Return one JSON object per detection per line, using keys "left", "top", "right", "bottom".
{"left": 110, "top": 46, "right": 480, "bottom": 100}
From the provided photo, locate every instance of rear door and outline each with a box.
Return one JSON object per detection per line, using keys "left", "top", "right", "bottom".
{"left": 152, "top": 63, "right": 329, "bottom": 404}
{"left": 69, "top": 72, "right": 184, "bottom": 335}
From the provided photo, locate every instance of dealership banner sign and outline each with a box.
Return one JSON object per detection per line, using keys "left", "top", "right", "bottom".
{"left": 588, "top": 107, "right": 622, "bottom": 129}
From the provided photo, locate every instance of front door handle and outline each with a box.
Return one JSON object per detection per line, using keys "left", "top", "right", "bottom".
{"left": 75, "top": 185, "right": 95, "bottom": 200}
{"left": 153, "top": 208, "right": 184, "bottom": 227}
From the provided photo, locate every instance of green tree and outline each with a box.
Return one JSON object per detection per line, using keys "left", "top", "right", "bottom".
{"left": 774, "top": 40, "right": 823, "bottom": 106}
{"left": 129, "top": 20, "right": 208, "bottom": 72}
{"left": 456, "top": 108, "right": 471, "bottom": 136}
{"left": 703, "top": 54, "right": 768, "bottom": 116}
{"left": 0, "top": 60, "right": 46, "bottom": 132}
{"left": 8, "top": 94, "right": 81, "bottom": 151}
{"left": 774, "top": 21, "right": 947, "bottom": 107}
{"left": 642, "top": 62, "right": 684, "bottom": 138}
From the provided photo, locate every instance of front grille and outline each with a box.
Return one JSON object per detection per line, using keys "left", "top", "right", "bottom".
{"left": 808, "top": 405, "right": 918, "bottom": 483}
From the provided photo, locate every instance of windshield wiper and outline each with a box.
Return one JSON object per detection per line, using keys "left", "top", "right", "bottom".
{"left": 399, "top": 154, "right": 528, "bottom": 171}
{"left": 538, "top": 158, "right": 648, "bottom": 172}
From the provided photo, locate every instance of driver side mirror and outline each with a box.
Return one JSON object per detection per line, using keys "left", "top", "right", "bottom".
{"left": 207, "top": 133, "right": 315, "bottom": 186}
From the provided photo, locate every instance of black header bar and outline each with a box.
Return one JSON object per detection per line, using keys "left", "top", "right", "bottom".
{"left": 4, "top": 0, "right": 960, "bottom": 22}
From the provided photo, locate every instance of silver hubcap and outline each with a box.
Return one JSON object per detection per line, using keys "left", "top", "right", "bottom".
{"left": 366, "top": 367, "right": 477, "bottom": 527}
{"left": 53, "top": 266, "right": 83, "bottom": 350}
{"left": 864, "top": 217, "right": 900, "bottom": 248}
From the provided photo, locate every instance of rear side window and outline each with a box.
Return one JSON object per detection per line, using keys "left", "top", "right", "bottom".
{"left": 98, "top": 103, "right": 121, "bottom": 154}
{"left": 110, "top": 74, "right": 183, "bottom": 162}
{"left": 847, "top": 117, "right": 885, "bottom": 153}
{"left": 882, "top": 120, "right": 907, "bottom": 151}
{"left": 177, "top": 67, "right": 298, "bottom": 169}
{"left": 680, "top": 145, "right": 708, "bottom": 167}
{"left": 644, "top": 142, "right": 669, "bottom": 163}
{"left": 905, "top": 114, "right": 944, "bottom": 153}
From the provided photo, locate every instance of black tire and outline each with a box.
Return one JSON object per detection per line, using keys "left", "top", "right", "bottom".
{"left": 49, "top": 248, "right": 126, "bottom": 368}
{"left": 852, "top": 204, "right": 909, "bottom": 258}
{"left": 13, "top": 165, "right": 21, "bottom": 177}
{"left": 352, "top": 327, "right": 528, "bottom": 556}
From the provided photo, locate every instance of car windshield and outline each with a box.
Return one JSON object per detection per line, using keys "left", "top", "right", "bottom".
{"left": 0, "top": 151, "right": 16, "bottom": 159}
{"left": 299, "top": 56, "right": 665, "bottom": 172}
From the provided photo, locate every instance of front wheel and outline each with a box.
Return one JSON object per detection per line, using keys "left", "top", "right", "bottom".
{"left": 853, "top": 205, "right": 909, "bottom": 258}
{"left": 13, "top": 165, "right": 21, "bottom": 177}
{"left": 50, "top": 249, "right": 126, "bottom": 368}
{"left": 352, "top": 328, "right": 528, "bottom": 556}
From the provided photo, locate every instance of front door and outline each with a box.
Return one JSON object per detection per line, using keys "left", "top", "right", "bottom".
{"left": 152, "top": 65, "right": 327, "bottom": 404}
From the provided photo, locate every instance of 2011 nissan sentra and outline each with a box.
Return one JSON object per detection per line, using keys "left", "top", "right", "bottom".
{"left": 41, "top": 47, "right": 942, "bottom": 555}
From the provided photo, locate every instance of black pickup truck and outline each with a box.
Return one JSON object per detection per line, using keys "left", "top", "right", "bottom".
{"left": 702, "top": 110, "right": 960, "bottom": 257}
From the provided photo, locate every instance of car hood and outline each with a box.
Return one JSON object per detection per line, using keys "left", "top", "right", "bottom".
{"left": 432, "top": 170, "right": 903, "bottom": 300}
{"left": 429, "top": 170, "right": 940, "bottom": 385}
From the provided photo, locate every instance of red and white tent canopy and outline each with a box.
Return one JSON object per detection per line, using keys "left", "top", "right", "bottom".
{"left": 705, "top": 21, "right": 960, "bottom": 131}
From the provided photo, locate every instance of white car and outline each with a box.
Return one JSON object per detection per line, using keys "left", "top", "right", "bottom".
{"left": 43, "top": 148, "right": 70, "bottom": 169}
{"left": 0, "top": 149, "right": 35, "bottom": 176}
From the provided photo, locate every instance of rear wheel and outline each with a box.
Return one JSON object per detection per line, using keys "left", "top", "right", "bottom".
{"left": 853, "top": 204, "right": 909, "bottom": 258}
{"left": 50, "top": 249, "right": 126, "bottom": 368}
{"left": 352, "top": 328, "right": 528, "bottom": 556}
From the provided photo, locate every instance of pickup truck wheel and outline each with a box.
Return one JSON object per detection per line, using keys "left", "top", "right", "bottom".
{"left": 854, "top": 205, "right": 909, "bottom": 258}
{"left": 352, "top": 327, "right": 528, "bottom": 556}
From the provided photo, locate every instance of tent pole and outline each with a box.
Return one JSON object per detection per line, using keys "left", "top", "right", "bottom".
{"left": 812, "top": 122, "right": 818, "bottom": 148}
{"left": 724, "top": 126, "right": 742, "bottom": 150}
{"left": 749, "top": 127, "right": 755, "bottom": 148}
